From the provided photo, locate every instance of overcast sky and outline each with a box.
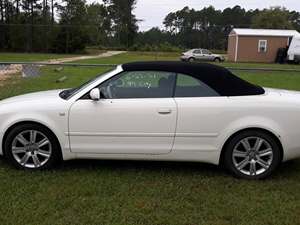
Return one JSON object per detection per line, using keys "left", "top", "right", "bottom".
{"left": 91, "top": 0, "right": 300, "bottom": 31}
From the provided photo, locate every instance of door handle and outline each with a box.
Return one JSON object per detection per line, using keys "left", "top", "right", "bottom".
{"left": 158, "top": 109, "right": 172, "bottom": 114}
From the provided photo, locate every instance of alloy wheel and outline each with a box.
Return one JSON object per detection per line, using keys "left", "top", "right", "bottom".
{"left": 11, "top": 130, "right": 52, "bottom": 168}
{"left": 232, "top": 136, "right": 273, "bottom": 176}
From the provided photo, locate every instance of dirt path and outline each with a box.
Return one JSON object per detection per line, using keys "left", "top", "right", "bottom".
{"left": 43, "top": 51, "right": 126, "bottom": 64}
{"left": 0, "top": 51, "right": 126, "bottom": 81}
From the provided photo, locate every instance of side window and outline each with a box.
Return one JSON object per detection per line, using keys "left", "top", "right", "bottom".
{"left": 258, "top": 40, "right": 267, "bottom": 53}
{"left": 175, "top": 73, "right": 220, "bottom": 97}
{"left": 193, "top": 49, "right": 201, "bottom": 54}
{"left": 202, "top": 49, "right": 211, "bottom": 55}
{"left": 98, "top": 71, "right": 176, "bottom": 99}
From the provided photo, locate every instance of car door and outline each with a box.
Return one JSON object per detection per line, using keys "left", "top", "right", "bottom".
{"left": 192, "top": 49, "right": 203, "bottom": 60}
{"left": 68, "top": 71, "right": 177, "bottom": 154}
{"left": 201, "top": 49, "right": 214, "bottom": 61}
{"left": 173, "top": 73, "right": 229, "bottom": 152}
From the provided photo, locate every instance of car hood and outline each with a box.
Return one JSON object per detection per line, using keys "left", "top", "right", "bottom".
{"left": 0, "top": 89, "right": 64, "bottom": 106}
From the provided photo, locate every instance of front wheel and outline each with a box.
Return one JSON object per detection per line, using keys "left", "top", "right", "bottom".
{"left": 4, "top": 123, "right": 61, "bottom": 170}
{"left": 223, "top": 130, "right": 281, "bottom": 179}
{"left": 188, "top": 57, "right": 196, "bottom": 62}
{"left": 214, "top": 58, "right": 221, "bottom": 62}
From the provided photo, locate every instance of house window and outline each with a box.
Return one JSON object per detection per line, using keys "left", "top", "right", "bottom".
{"left": 258, "top": 40, "right": 267, "bottom": 53}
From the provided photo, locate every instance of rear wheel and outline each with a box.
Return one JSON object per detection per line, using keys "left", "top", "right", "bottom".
{"left": 4, "top": 123, "right": 61, "bottom": 170}
{"left": 223, "top": 130, "right": 281, "bottom": 179}
{"left": 214, "top": 58, "right": 221, "bottom": 62}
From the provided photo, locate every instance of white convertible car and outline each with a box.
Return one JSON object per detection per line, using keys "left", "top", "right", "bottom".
{"left": 0, "top": 61, "right": 300, "bottom": 179}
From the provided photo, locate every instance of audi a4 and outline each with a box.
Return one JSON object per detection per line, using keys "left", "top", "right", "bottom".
{"left": 0, "top": 61, "right": 300, "bottom": 179}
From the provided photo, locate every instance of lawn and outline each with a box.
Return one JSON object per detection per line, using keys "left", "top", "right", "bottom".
{"left": 0, "top": 52, "right": 300, "bottom": 225}
{"left": 0, "top": 52, "right": 80, "bottom": 62}
{"left": 73, "top": 51, "right": 181, "bottom": 64}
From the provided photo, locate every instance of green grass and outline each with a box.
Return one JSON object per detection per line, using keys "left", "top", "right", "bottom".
{"left": 223, "top": 62, "right": 300, "bottom": 70}
{"left": 0, "top": 52, "right": 300, "bottom": 225}
{"left": 0, "top": 52, "right": 80, "bottom": 62}
{"left": 0, "top": 66, "right": 112, "bottom": 100}
{"left": 238, "top": 71, "right": 300, "bottom": 91}
{"left": 0, "top": 160, "right": 300, "bottom": 225}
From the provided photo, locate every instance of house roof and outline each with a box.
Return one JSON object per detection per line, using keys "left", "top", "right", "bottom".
{"left": 232, "top": 28, "right": 299, "bottom": 37}
{"left": 122, "top": 61, "right": 265, "bottom": 96}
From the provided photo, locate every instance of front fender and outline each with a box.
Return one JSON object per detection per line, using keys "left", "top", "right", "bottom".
{"left": 0, "top": 112, "right": 73, "bottom": 160}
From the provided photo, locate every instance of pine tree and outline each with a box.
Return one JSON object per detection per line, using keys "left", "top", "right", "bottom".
{"left": 104, "top": 0, "right": 139, "bottom": 47}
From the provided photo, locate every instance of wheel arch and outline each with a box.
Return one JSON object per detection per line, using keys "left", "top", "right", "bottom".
{"left": 2, "top": 121, "right": 62, "bottom": 159}
{"left": 219, "top": 127, "right": 284, "bottom": 165}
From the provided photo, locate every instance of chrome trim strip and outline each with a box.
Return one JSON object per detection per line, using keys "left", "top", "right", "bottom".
{"left": 66, "top": 132, "right": 218, "bottom": 138}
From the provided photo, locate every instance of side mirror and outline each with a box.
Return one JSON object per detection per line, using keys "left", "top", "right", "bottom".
{"left": 90, "top": 88, "right": 100, "bottom": 101}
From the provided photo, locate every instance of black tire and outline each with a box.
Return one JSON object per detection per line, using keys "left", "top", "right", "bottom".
{"left": 223, "top": 130, "right": 281, "bottom": 179}
{"left": 214, "top": 58, "right": 221, "bottom": 62}
{"left": 188, "top": 57, "right": 196, "bottom": 62}
{"left": 4, "top": 123, "right": 61, "bottom": 170}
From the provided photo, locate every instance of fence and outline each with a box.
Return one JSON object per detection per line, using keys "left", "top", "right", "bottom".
{"left": 0, "top": 62, "right": 116, "bottom": 81}
{"left": 0, "top": 61, "right": 300, "bottom": 79}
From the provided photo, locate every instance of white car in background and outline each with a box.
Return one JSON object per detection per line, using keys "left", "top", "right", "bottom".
{"left": 288, "top": 35, "right": 300, "bottom": 64}
{"left": 180, "top": 49, "right": 225, "bottom": 62}
{"left": 1, "top": 61, "right": 300, "bottom": 179}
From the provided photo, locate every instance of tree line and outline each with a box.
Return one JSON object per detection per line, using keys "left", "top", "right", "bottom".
{"left": 0, "top": 1, "right": 299, "bottom": 53}
{"left": 0, "top": 0, "right": 138, "bottom": 53}
{"left": 136, "top": 6, "right": 300, "bottom": 51}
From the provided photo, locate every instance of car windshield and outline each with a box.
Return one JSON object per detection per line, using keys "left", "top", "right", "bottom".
{"left": 59, "top": 68, "right": 116, "bottom": 100}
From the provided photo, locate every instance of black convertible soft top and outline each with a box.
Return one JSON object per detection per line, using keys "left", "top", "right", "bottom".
{"left": 122, "top": 61, "right": 265, "bottom": 96}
